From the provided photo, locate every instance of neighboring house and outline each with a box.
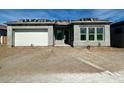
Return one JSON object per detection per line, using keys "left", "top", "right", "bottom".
{"left": 0, "top": 25, "right": 7, "bottom": 45}
{"left": 111, "top": 21, "right": 124, "bottom": 48}
{"left": 6, "top": 18, "right": 111, "bottom": 47}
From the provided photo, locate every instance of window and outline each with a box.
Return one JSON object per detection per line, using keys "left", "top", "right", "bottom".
{"left": 55, "top": 30, "right": 64, "bottom": 40}
{"left": 80, "top": 28, "right": 87, "bottom": 40}
{"left": 88, "top": 28, "right": 95, "bottom": 40}
{"left": 97, "top": 28, "right": 104, "bottom": 40}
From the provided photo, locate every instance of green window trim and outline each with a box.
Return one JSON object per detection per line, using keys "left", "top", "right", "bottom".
{"left": 97, "top": 35, "right": 103, "bottom": 40}
{"left": 96, "top": 27, "right": 104, "bottom": 41}
{"left": 80, "top": 27, "right": 105, "bottom": 41}
{"left": 88, "top": 28, "right": 95, "bottom": 41}
{"left": 80, "top": 28, "right": 87, "bottom": 40}
{"left": 81, "top": 35, "right": 86, "bottom": 40}
{"left": 89, "top": 35, "right": 95, "bottom": 40}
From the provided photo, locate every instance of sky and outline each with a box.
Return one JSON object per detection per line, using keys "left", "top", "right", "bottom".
{"left": 0, "top": 9, "right": 124, "bottom": 24}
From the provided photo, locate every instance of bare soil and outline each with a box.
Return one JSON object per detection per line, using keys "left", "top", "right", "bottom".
{"left": 0, "top": 45, "right": 124, "bottom": 83}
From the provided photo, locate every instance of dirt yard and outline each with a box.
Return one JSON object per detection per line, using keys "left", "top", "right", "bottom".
{"left": 0, "top": 45, "right": 124, "bottom": 83}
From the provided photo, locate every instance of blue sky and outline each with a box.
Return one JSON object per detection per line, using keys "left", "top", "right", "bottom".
{"left": 0, "top": 9, "right": 124, "bottom": 24}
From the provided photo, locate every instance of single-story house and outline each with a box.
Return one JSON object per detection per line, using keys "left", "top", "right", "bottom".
{"left": 111, "top": 21, "right": 124, "bottom": 48}
{"left": 0, "top": 25, "right": 7, "bottom": 45}
{"left": 6, "top": 18, "right": 111, "bottom": 47}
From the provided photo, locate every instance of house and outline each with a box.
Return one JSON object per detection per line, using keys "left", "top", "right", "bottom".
{"left": 6, "top": 18, "right": 111, "bottom": 47}
{"left": 111, "top": 21, "right": 124, "bottom": 48}
{"left": 0, "top": 25, "right": 7, "bottom": 45}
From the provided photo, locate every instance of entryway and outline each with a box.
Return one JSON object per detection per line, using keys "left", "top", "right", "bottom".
{"left": 54, "top": 25, "right": 73, "bottom": 46}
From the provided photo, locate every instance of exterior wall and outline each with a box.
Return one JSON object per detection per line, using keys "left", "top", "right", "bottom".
{"left": 7, "top": 24, "right": 111, "bottom": 47}
{"left": 7, "top": 26, "right": 54, "bottom": 47}
{"left": 7, "top": 26, "right": 13, "bottom": 47}
{"left": 55, "top": 40, "right": 64, "bottom": 45}
{"left": 73, "top": 24, "right": 110, "bottom": 47}
{"left": 0, "top": 36, "right": 7, "bottom": 44}
{"left": 122, "top": 27, "right": 124, "bottom": 47}
{"left": 111, "top": 26, "right": 124, "bottom": 47}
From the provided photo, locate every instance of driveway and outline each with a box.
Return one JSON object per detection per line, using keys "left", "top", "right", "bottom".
{"left": 0, "top": 46, "right": 124, "bottom": 82}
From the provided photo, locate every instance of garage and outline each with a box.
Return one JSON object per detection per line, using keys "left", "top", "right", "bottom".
{"left": 14, "top": 29, "right": 48, "bottom": 46}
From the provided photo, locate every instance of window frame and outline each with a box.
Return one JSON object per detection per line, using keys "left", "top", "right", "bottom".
{"left": 80, "top": 27, "right": 87, "bottom": 41}
{"left": 88, "top": 27, "right": 95, "bottom": 41}
{"left": 96, "top": 27, "right": 104, "bottom": 41}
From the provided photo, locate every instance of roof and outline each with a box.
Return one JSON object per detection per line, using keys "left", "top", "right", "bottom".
{"left": 0, "top": 25, "right": 7, "bottom": 30}
{"left": 6, "top": 18, "right": 111, "bottom": 26}
{"left": 111, "top": 20, "right": 124, "bottom": 27}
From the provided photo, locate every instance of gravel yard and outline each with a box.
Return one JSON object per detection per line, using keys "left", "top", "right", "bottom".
{"left": 0, "top": 45, "right": 124, "bottom": 83}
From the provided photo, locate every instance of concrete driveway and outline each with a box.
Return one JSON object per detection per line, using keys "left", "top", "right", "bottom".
{"left": 0, "top": 46, "right": 124, "bottom": 82}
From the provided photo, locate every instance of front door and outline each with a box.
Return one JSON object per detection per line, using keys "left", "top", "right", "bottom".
{"left": 54, "top": 30, "right": 64, "bottom": 45}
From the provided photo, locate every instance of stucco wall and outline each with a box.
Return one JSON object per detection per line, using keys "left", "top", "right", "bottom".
{"left": 7, "top": 26, "right": 54, "bottom": 47}
{"left": 73, "top": 24, "right": 110, "bottom": 47}
{"left": 7, "top": 26, "right": 13, "bottom": 47}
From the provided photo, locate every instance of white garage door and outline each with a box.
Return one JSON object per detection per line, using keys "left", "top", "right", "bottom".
{"left": 14, "top": 29, "right": 48, "bottom": 46}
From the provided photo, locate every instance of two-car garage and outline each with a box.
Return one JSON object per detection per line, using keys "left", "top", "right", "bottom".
{"left": 13, "top": 29, "right": 48, "bottom": 46}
